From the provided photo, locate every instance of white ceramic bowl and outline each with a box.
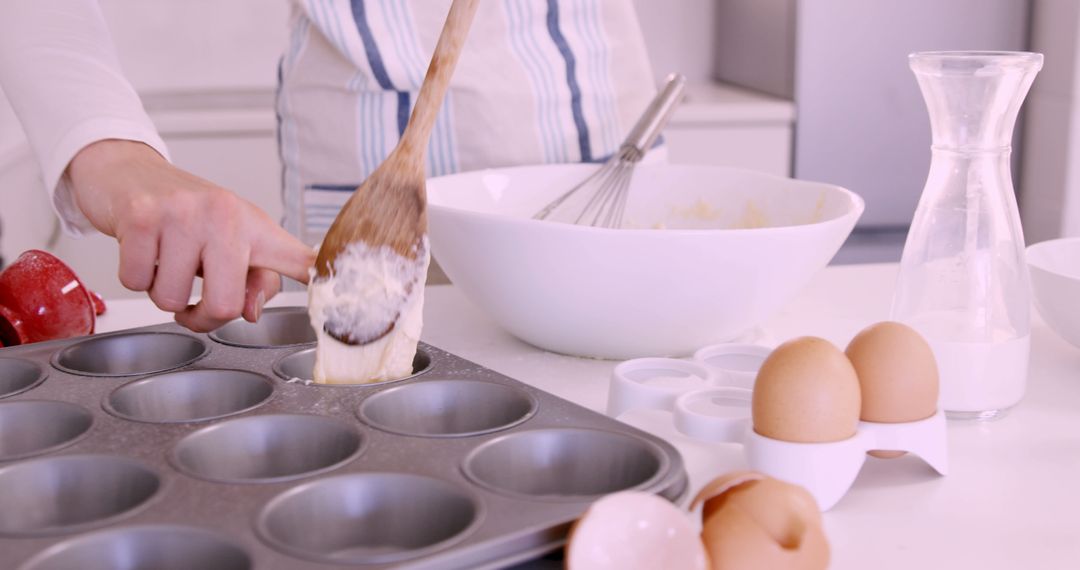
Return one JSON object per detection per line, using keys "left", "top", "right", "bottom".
{"left": 1027, "top": 237, "right": 1080, "bottom": 350}
{"left": 427, "top": 164, "right": 863, "bottom": 359}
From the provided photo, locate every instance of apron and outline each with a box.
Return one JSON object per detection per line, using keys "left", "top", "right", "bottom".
{"left": 277, "top": 0, "right": 656, "bottom": 246}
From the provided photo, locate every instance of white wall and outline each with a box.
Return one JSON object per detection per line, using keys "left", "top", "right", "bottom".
{"left": 98, "top": 0, "right": 288, "bottom": 94}
{"left": 632, "top": 0, "right": 717, "bottom": 83}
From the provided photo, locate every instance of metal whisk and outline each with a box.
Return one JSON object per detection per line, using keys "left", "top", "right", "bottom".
{"left": 533, "top": 73, "right": 687, "bottom": 228}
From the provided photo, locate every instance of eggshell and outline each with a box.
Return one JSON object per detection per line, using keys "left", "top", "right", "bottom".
{"left": 691, "top": 470, "right": 767, "bottom": 521}
{"left": 752, "top": 336, "right": 861, "bottom": 443}
{"left": 694, "top": 472, "right": 829, "bottom": 570}
{"left": 565, "top": 492, "right": 708, "bottom": 570}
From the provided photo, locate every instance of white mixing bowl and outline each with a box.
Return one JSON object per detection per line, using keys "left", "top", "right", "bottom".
{"left": 427, "top": 164, "right": 864, "bottom": 359}
{"left": 1027, "top": 237, "right": 1080, "bottom": 350}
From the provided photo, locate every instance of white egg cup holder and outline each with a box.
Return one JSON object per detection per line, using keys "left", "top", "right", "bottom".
{"left": 608, "top": 344, "right": 949, "bottom": 511}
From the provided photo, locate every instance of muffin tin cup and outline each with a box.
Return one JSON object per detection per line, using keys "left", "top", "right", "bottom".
{"left": 104, "top": 369, "right": 274, "bottom": 424}
{"left": 0, "top": 321, "right": 688, "bottom": 568}
{"left": 0, "top": 357, "right": 46, "bottom": 399}
{"left": 170, "top": 414, "right": 364, "bottom": 484}
{"left": 358, "top": 380, "right": 538, "bottom": 437}
{"left": 272, "top": 346, "right": 434, "bottom": 386}
{"left": 0, "top": 455, "right": 161, "bottom": 537}
{"left": 52, "top": 332, "right": 208, "bottom": 377}
{"left": 209, "top": 307, "right": 316, "bottom": 348}
{"left": 18, "top": 525, "right": 252, "bottom": 570}
{"left": 0, "top": 400, "right": 94, "bottom": 461}
{"left": 462, "top": 428, "right": 669, "bottom": 501}
{"left": 256, "top": 473, "right": 483, "bottom": 565}
{"left": 611, "top": 343, "right": 950, "bottom": 511}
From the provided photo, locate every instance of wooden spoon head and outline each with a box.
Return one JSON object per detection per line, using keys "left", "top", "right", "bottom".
{"left": 315, "top": 161, "right": 427, "bottom": 277}
{"left": 313, "top": 156, "right": 427, "bottom": 346}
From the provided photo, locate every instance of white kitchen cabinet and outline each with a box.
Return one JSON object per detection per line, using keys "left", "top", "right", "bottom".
{"left": 666, "top": 82, "right": 794, "bottom": 177}
{"left": 631, "top": 0, "right": 796, "bottom": 176}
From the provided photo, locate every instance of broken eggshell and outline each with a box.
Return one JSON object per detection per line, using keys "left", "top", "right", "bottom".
{"left": 565, "top": 491, "right": 708, "bottom": 570}
{"left": 691, "top": 471, "right": 829, "bottom": 570}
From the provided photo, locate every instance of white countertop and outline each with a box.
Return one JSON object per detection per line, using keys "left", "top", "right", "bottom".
{"left": 671, "top": 81, "right": 795, "bottom": 125}
{"left": 98, "top": 262, "right": 1080, "bottom": 569}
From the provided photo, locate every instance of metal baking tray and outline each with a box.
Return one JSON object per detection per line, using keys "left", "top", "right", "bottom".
{"left": 0, "top": 307, "right": 687, "bottom": 569}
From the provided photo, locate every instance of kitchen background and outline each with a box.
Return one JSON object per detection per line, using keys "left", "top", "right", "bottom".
{"left": 2, "top": 0, "right": 1079, "bottom": 299}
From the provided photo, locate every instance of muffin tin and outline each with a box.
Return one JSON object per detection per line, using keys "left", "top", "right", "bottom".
{"left": 0, "top": 307, "right": 688, "bottom": 569}
{"left": 608, "top": 343, "right": 947, "bottom": 511}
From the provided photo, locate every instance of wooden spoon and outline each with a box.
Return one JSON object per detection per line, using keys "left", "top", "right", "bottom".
{"left": 313, "top": 0, "right": 479, "bottom": 345}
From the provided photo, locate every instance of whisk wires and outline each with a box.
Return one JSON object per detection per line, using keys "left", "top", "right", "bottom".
{"left": 531, "top": 73, "right": 686, "bottom": 229}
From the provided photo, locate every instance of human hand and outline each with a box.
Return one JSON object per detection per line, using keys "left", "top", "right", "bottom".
{"left": 66, "top": 139, "right": 315, "bottom": 332}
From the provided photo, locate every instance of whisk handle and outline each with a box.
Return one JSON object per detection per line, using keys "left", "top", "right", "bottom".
{"left": 623, "top": 73, "right": 687, "bottom": 156}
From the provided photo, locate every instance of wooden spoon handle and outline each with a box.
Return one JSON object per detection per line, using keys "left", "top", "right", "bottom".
{"left": 398, "top": 0, "right": 480, "bottom": 159}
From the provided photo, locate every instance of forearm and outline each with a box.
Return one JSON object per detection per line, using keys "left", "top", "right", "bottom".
{"left": 0, "top": 0, "right": 168, "bottom": 234}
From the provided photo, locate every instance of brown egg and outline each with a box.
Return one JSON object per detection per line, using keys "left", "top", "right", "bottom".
{"left": 752, "top": 337, "right": 861, "bottom": 443}
{"left": 845, "top": 321, "right": 939, "bottom": 458}
{"left": 692, "top": 471, "right": 829, "bottom": 570}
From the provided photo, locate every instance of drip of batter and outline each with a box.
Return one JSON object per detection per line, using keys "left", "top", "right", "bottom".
{"left": 307, "top": 238, "right": 429, "bottom": 384}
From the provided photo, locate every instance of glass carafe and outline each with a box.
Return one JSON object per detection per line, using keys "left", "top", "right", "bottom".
{"left": 891, "top": 51, "right": 1043, "bottom": 421}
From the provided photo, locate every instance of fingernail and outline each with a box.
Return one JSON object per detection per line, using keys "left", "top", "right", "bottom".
{"left": 253, "top": 290, "right": 265, "bottom": 322}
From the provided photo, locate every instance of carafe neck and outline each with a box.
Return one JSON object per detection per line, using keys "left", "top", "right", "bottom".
{"left": 911, "top": 52, "right": 1042, "bottom": 151}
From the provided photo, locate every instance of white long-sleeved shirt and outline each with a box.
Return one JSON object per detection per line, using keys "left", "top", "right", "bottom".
{"left": 0, "top": 0, "right": 168, "bottom": 236}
